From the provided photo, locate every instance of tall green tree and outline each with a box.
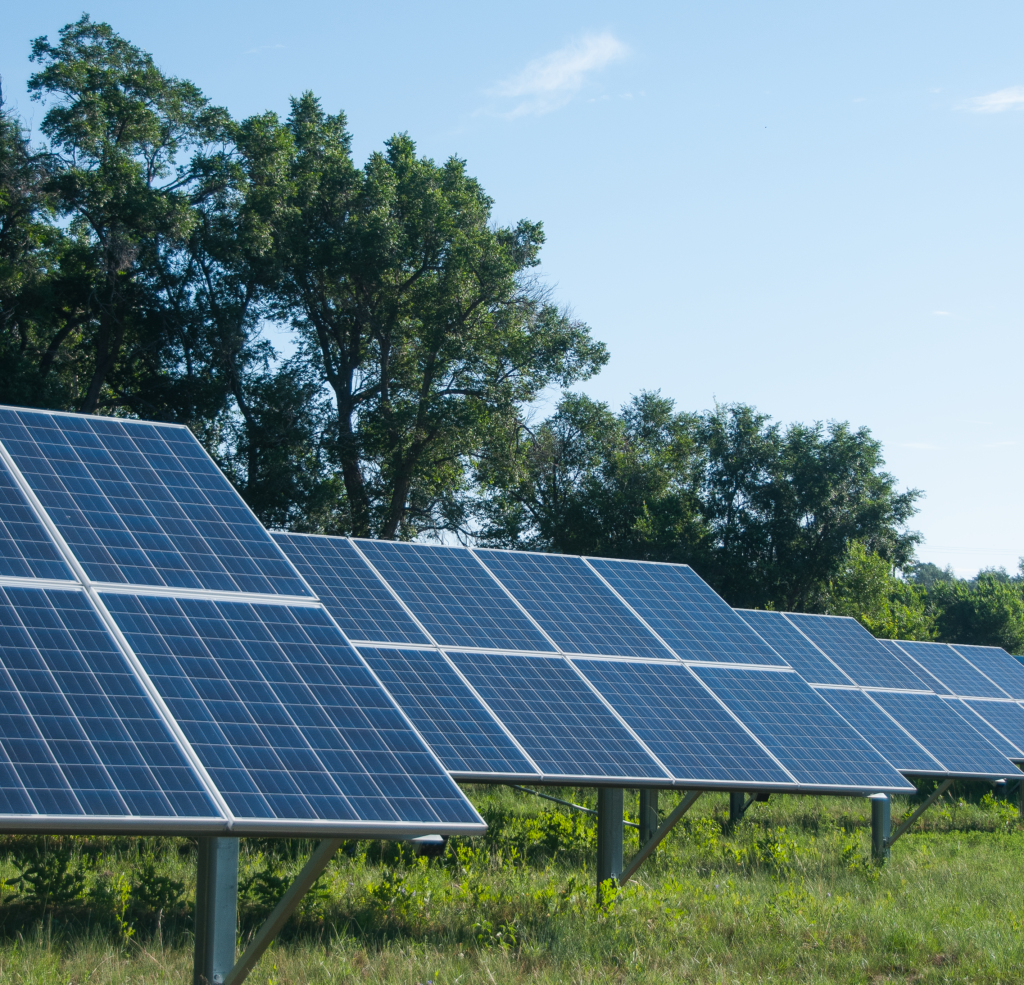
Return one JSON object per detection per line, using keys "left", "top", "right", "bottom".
{"left": 928, "top": 572, "right": 1024, "bottom": 654}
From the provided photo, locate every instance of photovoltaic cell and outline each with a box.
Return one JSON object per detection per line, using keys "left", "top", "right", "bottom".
{"left": 574, "top": 659, "right": 792, "bottom": 785}
{"left": 104, "top": 595, "right": 477, "bottom": 825}
{"left": 0, "top": 409, "right": 309, "bottom": 596}
{"left": 692, "top": 666, "right": 912, "bottom": 790}
{"left": 446, "top": 651, "right": 666, "bottom": 780}
{"left": 474, "top": 550, "right": 671, "bottom": 658}
{"left": 950, "top": 644, "right": 1024, "bottom": 700}
{"left": 357, "top": 647, "right": 537, "bottom": 776}
{"left": 962, "top": 700, "right": 1024, "bottom": 760}
{"left": 356, "top": 541, "right": 553, "bottom": 651}
{"left": 783, "top": 613, "right": 927, "bottom": 691}
{"left": 814, "top": 687, "right": 943, "bottom": 774}
{"left": 0, "top": 586, "right": 217, "bottom": 818}
{"left": 875, "top": 640, "right": 953, "bottom": 696}
{"left": 586, "top": 558, "right": 786, "bottom": 665}
{"left": 0, "top": 464, "right": 73, "bottom": 581}
{"left": 892, "top": 639, "right": 1007, "bottom": 699}
{"left": 735, "top": 609, "right": 850, "bottom": 685}
{"left": 274, "top": 534, "right": 428, "bottom": 645}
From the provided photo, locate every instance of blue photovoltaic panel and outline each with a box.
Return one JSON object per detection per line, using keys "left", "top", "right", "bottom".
{"left": 356, "top": 541, "right": 553, "bottom": 652}
{"left": 574, "top": 659, "right": 792, "bottom": 785}
{"left": 892, "top": 639, "right": 1006, "bottom": 699}
{"left": 962, "top": 700, "right": 1024, "bottom": 760}
{"left": 0, "top": 464, "right": 73, "bottom": 581}
{"left": 876, "top": 639, "right": 953, "bottom": 696}
{"left": 692, "top": 666, "right": 912, "bottom": 790}
{"left": 105, "top": 595, "right": 478, "bottom": 825}
{"left": 736, "top": 609, "right": 850, "bottom": 686}
{"left": 814, "top": 687, "right": 943, "bottom": 774}
{"left": 446, "top": 651, "right": 666, "bottom": 780}
{"left": 274, "top": 534, "right": 428, "bottom": 645}
{"left": 0, "top": 586, "right": 218, "bottom": 818}
{"left": 950, "top": 644, "right": 1024, "bottom": 700}
{"left": 0, "top": 409, "right": 310, "bottom": 596}
{"left": 867, "top": 691, "right": 1014, "bottom": 777}
{"left": 357, "top": 647, "right": 537, "bottom": 776}
{"left": 586, "top": 558, "right": 786, "bottom": 665}
{"left": 475, "top": 550, "right": 671, "bottom": 658}
{"left": 783, "top": 613, "right": 927, "bottom": 691}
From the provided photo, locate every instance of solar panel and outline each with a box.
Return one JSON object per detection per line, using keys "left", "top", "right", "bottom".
{"left": 0, "top": 463, "right": 74, "bottom": 581}
{"left": 950, "top": 644, "right": 1024, "bottom": 700}
{"left": 274, "top": 534, "right": 429, "bottom": 645}
{"left": 474, "top": 550, "right": 671, "bottom": 658}
{"left": 961, "top": 700, "right": 1024, "bottom": 760}
{"left": 355, "top": 541, "right": 553, "bottom": 651}
{"left": 0, "top": 585, "right": 219, "bottom": 821}
{"left": 890, "top": 639, "right": 1007, "bottom": 699}
{"left": 783, "top": 613, "right": 927, "bottom": 690}
{"left": 586, "top": 558, "right": 786, "bottom": 665}
{"left": 357, "top": 647, "right": 538, "bottom": 776}
{"left": 445, "top": 651, "right": 667, "bottom": 781}
{"left": 573, "top": 659, "right": 793, "bottom": 786}
{"left": 691, "top": 666, "right": 912, "bottom": 791}
{"left": 0, "top": 408, "right": 309, "bottom": 596}
{"left": 735, "top": 608, "right": 851, "bottom": 685}
{"left": 104, "top": 594, "right": 479, "bottom": 826}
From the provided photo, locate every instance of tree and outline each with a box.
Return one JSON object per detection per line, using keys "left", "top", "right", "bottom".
{"left": 928, "top": 572, "right": 1024, "bottom": 654}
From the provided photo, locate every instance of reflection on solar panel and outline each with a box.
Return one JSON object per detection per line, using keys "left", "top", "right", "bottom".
{"left": 735, "top": 609, "right": 850, "bottom": 685}
{"left": 355, "top": 541, "right": 553, "bottom": 651}
{"left": 950, "top": 644, "right": 1024, "bottom": 700}
{"left": 0, "top": 465, "right": 73, "bottom": 581}
{"left": 275, "top": 534, "right": 428, "bottom": 645}
{"left": 784, "top": 613, "right": 927, "bottom": 690}
{"left": 358, "top": 647, "right": 537, "bottom": 776}
{"left": 446, "top": 651, "right": 667, "bottom": 780}
{"left": 867, "top": 691, "right": 1013, "bottom": 778}
{"left": 874, "top": 640, "right": 952, "bottom": 696}
{"left": 691, "top": 666, "right": 912, "bottom": 790}
{"left": 814, "top": 687, "right": 942, "bottom": 774}
{"left": 105, "top": 594, "right": 479, "bottom": 826}
{"left": 474, "top": 550, "right": 670, "bottom": 658}
{"left": 573, "top": 659, "right": 792, "bottom": 786}
{"left": 0, "top": 586, "right": 217, "bottom": 820}
{"left": 0, "top": 409, "right": 309, "bottom": 596}
{"left": 891, "top": 639, "right": 1006, "bottom": 698}
{"left": 962, "top": 700, "right": 1024, "bottom": 760}
{"left": 586, "top": 558, "right": 786, "bottom": 665}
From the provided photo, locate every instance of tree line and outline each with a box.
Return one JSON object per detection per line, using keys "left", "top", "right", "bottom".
{"left": 1, "top": 16, "right": 1016, "bottom": 650}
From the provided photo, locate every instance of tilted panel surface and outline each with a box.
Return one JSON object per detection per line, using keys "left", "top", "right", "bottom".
{"left": 587, "top": 558, "right": 785, "bottom": 665}
{"left": 950, "top": 645, "right": 1024, "bottom": 700}
{"left": 892, "top": 639, "right": 1006, "bottom": 698}
{"left": 735, "top": 609, "right": 850, "bottom": 685}
{"left": 876, "top": 640, "right": 953, "bottom": 696}
{"left": 814, "top": 687, "right": 943, "bottom": 774}
{"left": 0, "top": 464, "right": 73, "bottom": 581}
{"left": 358, "top": 647, "right": 537, "bottom": 776}
{"left": 962, "top": 700, "right": 1024, "bottom": 760}
{"left": 474, "top": 550, "right": 671, "bottom": 658}
{"left": 784, "top": 613, "right": 927, "bottom": 690}
{"left": 274, "top": 534, "right": 428, "bottom": 645}
{"left": 446, "top": 651, "right": 666, "bottom": 780}
{"left": 867, "top": 691, "right": 1014, "bottom": 778}
{"left": 574, "top": 659, "right": 792, "bottom": 786}
{"left": 692, "top": 667, "right": 912, "bottom": 791}
{"left": 105, "top": 595, "right": 478, "bottom": 825}
{"left": 0, "top": 586, "right": 218, "bottom": 820}
{"left": 0, "top": 409, "right": 309, "bottom": 596}
{"left": 356, "top": 541, "right": 553, "bottom": 651}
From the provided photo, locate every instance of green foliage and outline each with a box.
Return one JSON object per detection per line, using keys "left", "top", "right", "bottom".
{"left": 928, "top": 571, "right": 1024, "bottom": 654}
{"left": 9, "top": 840, "right": 85, "bottom": 908}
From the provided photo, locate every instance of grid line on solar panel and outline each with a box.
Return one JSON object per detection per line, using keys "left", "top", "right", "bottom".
{"left": 0, "top": 458, "right": 74, "bottom": 582}
{"left": 585, "top": 558, "right": 786, "bottom": 665}
{"left": 889, "top": 639, "right": 1007, "bottom": 698}
{"left": 875, "top": 640, "right": 952, "bottom": 696}
{"left": 446, "top": 651, "right": 668, "bottom": 780}
{"left": 949, "top": 644, "right": 1024, "bottom": 700}
{"left": 103, "top": 594, "right": 479, "bottom": 826}
{"left": 692, "top": 666, "right": 913, "bottom": 791}
{"left": 274, "top": 534, "right": 428, "bottom": 645}
{"left": 782, "top": 613, "right": 928, "bottom": 691}
{"left": 472, "top": 549, "right": 672, "bottom": 659}
{"left": 735, "top": 609, "right": 852, "bottom": 685}
{"left": 0, "top": 585, "right": 220, "bottom": 819}
{"left": 961, "top": 699, "right": 1024, "bottom": 759}
{"left": 357, "top": 647, "right": 540, "bottom": 776}
{"left": 573, "top": 659, "right": 795, "bottom": 786}
{"left": 353, "top": 541, "right": 555, "bottom": 652}
{"left": 0, "top": 408, "right": 311, "bottom": 597}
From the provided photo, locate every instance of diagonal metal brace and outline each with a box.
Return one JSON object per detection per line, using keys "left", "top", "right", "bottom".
{"left": 223, "top": 838, "right": 344, "bottom": 985}
{"left": 886, "top": 778, "right": 953, "bottom": 850}
{"left": 619, "top": 790, "right": 702, "bottom": 886}
{"left": 507, "top": 784, "right": 639, "bottom": 829}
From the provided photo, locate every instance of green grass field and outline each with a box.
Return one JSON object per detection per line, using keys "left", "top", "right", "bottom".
{"left": 1, "top": 784, "right": 1022, "bottom": 984}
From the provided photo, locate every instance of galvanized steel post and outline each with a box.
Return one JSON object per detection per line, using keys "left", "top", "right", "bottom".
{"left": 729, "top": 790, "right": 746, "bottom": 826}
{"left": 639, "top": 788, "right": 659, "bottom": 852}
{"left": 596, "top": 788, "right": 624, "bottom": 901}
{"left": 194, "top": 837, "right": 239, "bottom": 985}
{"left": 869, "top": 793, "right": 890, "bottom": 861}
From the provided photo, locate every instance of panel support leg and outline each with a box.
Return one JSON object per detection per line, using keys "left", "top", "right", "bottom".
{"left": 729, "top": 790, "right": 745, "bottom": 827}
{"left": 639, "top": 788, "right": 659, "bottom": 856}
{"left": 869, "top": 793, "right": 890, "bottom": 861}
{"left": 620, "top": 790, "right": 702, "bottom": 886}
{"left": 596, "top": 787, "right": 624, "bottom": 903}
{"left": 887, "top": 778, "right": 953, "bottom": 850}
{"left": 194, "top": 837, "right": 239, "bottom": 985}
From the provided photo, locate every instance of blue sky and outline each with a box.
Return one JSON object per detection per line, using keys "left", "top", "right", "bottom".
{"left": 5, "top": 2, "right": 1024, "bottom": 576}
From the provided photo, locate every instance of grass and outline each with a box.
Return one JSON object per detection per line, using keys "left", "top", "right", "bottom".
{"left": 0, "top": 783, "right": 1022, "bottom": 984}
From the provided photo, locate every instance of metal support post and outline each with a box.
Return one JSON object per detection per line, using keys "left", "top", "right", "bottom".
{"left": 596, "top": 787, "right": 624, "bottom": 900}
{"left": 194, "top": 837, "right": 239, "bottom": 985}
{"left": 869, "top": 793, "right": 890, "bottom": 861}
{"left": 995, "top": 778, "right": 1008, "bottom": 801}
{"left": 639, "top": 788, "right": 659, "bottom": 851}
{"left": 620, "top": 790, "right": 702, "bottom": 886}
{"left": 887, "top": 778, "right": 953, "bottom": 850}
{"left": 729, "top": 790, "right": 746, "bottom": 826}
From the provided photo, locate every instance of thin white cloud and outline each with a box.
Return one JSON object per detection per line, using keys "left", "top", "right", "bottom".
{"left": 957, "top": 85, "right": 1024, "bottom": 113}
{"left": 487, "top": 33, "right": 628, "bottom": 117}
{"left": 933, "top": 310, "right": 952, "bottom": 316}
{"left": 246, "top": 44, "right": 286, "bottom": 55}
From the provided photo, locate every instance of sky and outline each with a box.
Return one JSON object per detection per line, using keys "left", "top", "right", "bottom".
{"left": 3, "top": 2, "right": 1023, "bottom": 576}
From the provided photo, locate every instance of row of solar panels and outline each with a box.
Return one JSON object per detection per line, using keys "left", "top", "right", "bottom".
{"left": 0, "top": 404, "right": 1019, "bottom": 838}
